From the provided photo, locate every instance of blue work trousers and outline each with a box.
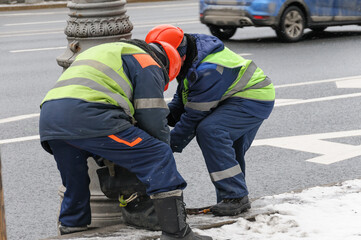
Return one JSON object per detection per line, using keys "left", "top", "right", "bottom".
{"left": 196, "top": 101, "right": 264, "bottom": 202}
{"left": 48, "top": 126, "right": 186, "bottom": 227}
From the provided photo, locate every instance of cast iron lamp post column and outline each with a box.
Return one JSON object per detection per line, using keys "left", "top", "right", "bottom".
{"left": 56, "top": 0, "right": 133, "bottom": 229}
{"left": 57, "top": 0, "right": 133, "bottom": 69}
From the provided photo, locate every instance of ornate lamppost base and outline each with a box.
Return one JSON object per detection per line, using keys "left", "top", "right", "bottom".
{"left": 56, "top": 0, "right": 133, "bottom": 230}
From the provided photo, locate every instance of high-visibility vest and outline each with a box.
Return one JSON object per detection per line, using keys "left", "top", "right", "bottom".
{"left": 182, "top": 47, "right": 275, "bottom": 110}
{"left": 41, "top": 42, "right": 146, "bottom": 118}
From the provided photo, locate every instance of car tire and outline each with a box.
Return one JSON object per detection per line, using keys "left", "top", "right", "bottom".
{"left": 208, "top": 25, "right": 237, "bottom": 40}
{"left": 276, "top": 6, "right": 305, "bottom": 42}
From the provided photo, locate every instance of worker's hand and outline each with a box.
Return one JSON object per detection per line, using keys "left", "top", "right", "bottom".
{"left": 170, "top": 137, "right": 183, "bottom": 153}
{"left": 170, "top": 129, "right": 194, "bottom": 153}
{"left": 170, "top": 143, "right": 182, "bottom": 153}
{"left": 167, "top": 113, "right": 177, "bottom": 127}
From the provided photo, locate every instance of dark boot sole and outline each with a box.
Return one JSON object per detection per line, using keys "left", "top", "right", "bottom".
{"left": 211, "top": 202, "right": 251, "bottom": 216}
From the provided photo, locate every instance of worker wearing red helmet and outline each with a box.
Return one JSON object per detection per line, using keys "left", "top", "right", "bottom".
{"left": 146, "top": 25, "right": 275, "bottom": 217}
{"left": 39, "top": 39, "right": 211, "bottom": 240}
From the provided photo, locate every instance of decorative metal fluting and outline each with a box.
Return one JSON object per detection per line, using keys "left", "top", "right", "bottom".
{"left": 57, "top": 0, "right": 133, "bottom": 69}
{"left": 56, "top": 0, "right": 133, "bottom": 229}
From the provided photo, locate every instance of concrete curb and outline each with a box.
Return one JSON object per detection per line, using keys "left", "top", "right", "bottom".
{"left": 0, "top": 0, "right": 171, "bottom": 11}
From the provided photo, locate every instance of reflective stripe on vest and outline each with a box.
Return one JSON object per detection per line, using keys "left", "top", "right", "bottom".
{"left": 210, "top": 164, "right": 242, "bottom": 182}
{"left": 185, "top": 100, "right": 219, "bottom": 112}
{"left": 134, "top": 98, "right": 168, "bottom": 110}
{"left": 182, "top": 47, "right": 275, "bottom": 111}
{"left": 70, "top": 59, "right": 133, "bottom": 100}
{"left": 221, "top": 61, "right": 258, "bottom": 100}
{"left": 52, "top": 77, "right": 133, "bottom": 116}
{"left": 40, "top": 42, "right": 147, "bottom": 117}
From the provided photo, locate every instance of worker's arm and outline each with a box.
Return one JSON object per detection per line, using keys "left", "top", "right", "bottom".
{"left": 124, "top": 54, "right": 170, "bottom": 144}
{"left": 167, "top": 87, "right": 185, "bottom": 127}
{"left": 170, "top": 64, "right": 231, "bottom": 152}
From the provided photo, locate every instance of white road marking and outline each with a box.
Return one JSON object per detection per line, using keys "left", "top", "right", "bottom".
{"left": 275, "top": 92, "right": 361, "bottom": 107}
{"left": 0, "top": 31, "right": 64, "bottom": 38}
{"left": 0, "top": 135, "right": 39, "bottom": 145}
{"left": 10, "top": 46, "right": 66, "bottom": 53}
{"left": 253, "top": 129, "right": 361, "bottom": 165}
{"left": 0, "top": 113, "right": 40, "bottom": 124}
{"left": 275, "top": 99, "right": 301, "bottom": 104}
{"left": 336, "top": 78, "right": 361, "bottom": 89}
{"left": 4, "top": 20, "right": 65, "bottom": 26}
{"left": 0, "top": 28, "right": 62, "bottom": 34}
{"left": 275, "top": 75, "right": 361, "bottom": 89}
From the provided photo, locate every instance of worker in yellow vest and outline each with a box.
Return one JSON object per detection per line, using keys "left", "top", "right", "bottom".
{"left": 146, "top": 25, "right": 275, "bottom": 217}
{"left": 39, "top": 39, "right": 212, "bottom": 240}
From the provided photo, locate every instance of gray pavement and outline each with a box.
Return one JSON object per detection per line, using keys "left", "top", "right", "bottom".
{"left": 0, "top": 1, "right": 67, "bottom": 11}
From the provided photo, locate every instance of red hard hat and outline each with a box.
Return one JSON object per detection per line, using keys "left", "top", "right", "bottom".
{"left": 152, "top": 40, "right": 181, "bottom": 90}
{"left": 145, "top": 24, "right": 184, "bottom": 49}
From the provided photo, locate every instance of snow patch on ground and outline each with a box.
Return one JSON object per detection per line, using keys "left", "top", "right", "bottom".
{"left": 196, "top": 179, "right": 361, "bottom": 240}
{"left": 67, "top": 179, "right": 361, "bottom": 240}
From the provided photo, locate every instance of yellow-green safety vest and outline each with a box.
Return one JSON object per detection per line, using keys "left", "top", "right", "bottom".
{"left": 41, "top": 42, "right": 146, "bottom": 117}
{"left": 182, "top": 47, "right": 275, "bottom": 110}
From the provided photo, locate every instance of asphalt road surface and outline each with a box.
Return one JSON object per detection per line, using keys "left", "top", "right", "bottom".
{"left": 1, "top": 0, "right": 361, "bottom": 239}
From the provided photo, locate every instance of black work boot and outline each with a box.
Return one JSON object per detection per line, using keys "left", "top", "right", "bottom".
{"left": 58, "top": 224, "right": 88, "bottom": 235}
{"left": 120, "top": 196, "right": 161, "bottom": 231}
{"left": 151, "top": 190, "right": 213, "bottom": 240}
{"left": 211, "top": 195, "right": 251, "bottom": 216}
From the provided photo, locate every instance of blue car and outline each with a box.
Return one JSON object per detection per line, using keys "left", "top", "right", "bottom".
{"left": 200, "top": 0, "right": 361, "bottom": 42}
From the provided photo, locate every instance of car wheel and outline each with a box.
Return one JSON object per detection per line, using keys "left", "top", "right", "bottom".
{"left": 276, "top": 6, "right": 305, "bottom": 42}
{"left": 310, "top": 27, "right": 327, "bottom": 32}
{"left": 208, "top": 25, "right": 237, "bottom": 40}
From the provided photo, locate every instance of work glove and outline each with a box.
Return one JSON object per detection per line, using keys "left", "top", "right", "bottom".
{"left": 170, "top": 129, "right": 195, "bottom": 153}
{"left": 167, "top": 113, "right": 177, "bottom": 127}
{"left": 170, "top": 134, "right": 184, "bottom": 153}
{"left": 170, "top": 143, "right": 181, "bottom": 153}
